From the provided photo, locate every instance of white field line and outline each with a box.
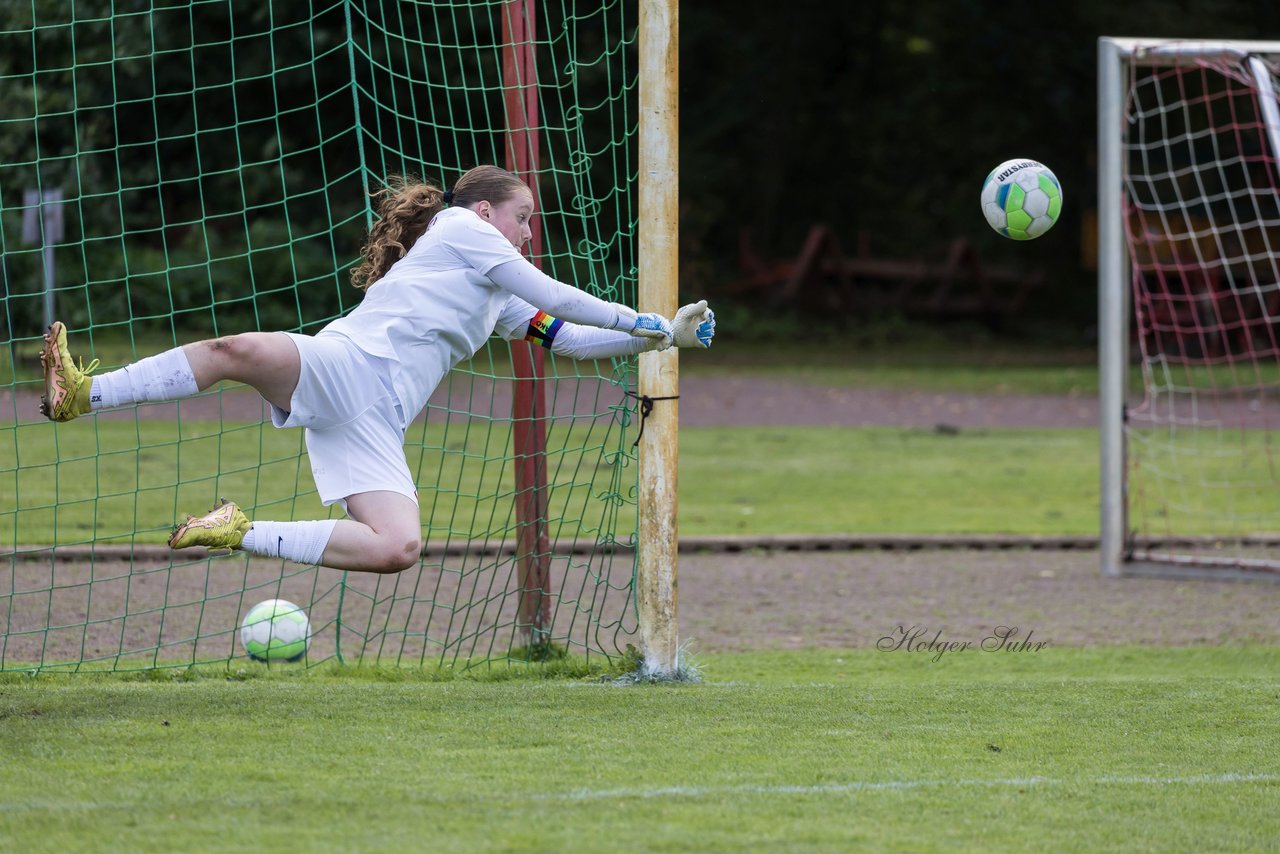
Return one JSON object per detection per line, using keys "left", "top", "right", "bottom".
{"left": 2, "top": 773, "right": 1275, "bottom": 814}
{"left": 538, "top": 773, "right": 1279, "bottom": 802}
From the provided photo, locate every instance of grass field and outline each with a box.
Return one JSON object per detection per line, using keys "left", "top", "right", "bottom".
{"left": 2, "top": 646, "right": 1278, "bottom": 852}
{"left": 6, "top": 337, "right": 1280, "bottom": 850}
{"left": 8, "top": 327, "right": 1280, "bottom": 546}
{"left": 8, "top": 420, "right": 1280, "bottom": 543}
{"left": 3, "top": 419, "right": 1101, "bottom": 542}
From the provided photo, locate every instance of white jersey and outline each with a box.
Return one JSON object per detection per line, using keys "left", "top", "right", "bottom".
{"left": 320, "top": 206, "right": 625, "bottom": 424}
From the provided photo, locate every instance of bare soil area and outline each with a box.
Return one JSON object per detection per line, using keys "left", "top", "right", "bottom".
{"left": 5, "top": 546, "right": 1280, "bottom": 667}
{"left": 679, "top": 549, "right": 1280, "bottom": 652}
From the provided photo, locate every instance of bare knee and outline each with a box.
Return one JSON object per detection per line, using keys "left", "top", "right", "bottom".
{"left": 372, "top": 534, "right": 422, "bottom": 573}
{"left": 193, "top": 334, "right": 262, "bottom": 378}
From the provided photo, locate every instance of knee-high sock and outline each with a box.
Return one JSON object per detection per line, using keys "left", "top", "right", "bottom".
{"left": 240, "top": 520, "right": 337, "bottom": 566}
{"left": 89, "top": 347, "right": 199, "bottom": 410}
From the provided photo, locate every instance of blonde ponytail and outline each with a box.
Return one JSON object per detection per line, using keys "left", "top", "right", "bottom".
{"left": 349, "top": 175, "right": 446, "bottom": 289}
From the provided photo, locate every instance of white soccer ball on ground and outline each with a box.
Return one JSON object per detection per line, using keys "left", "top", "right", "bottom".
{"left": 981, "top": 158, "right": 1062, "bottom": 240}
{"left": 239, "top": 599, "right": 311, "bottom": 662}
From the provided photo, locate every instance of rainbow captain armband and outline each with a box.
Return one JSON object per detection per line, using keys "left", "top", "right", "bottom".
{"left": 524, "top": 310, "right": 564, "bottom": 349}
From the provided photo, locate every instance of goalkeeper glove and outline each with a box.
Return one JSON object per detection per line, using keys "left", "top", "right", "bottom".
{"left": 672, "top": 300, "right": 716, "bottom": 348}
{"left": 612, "top": 305, "right": 674, "bottom": 349}
{"left": 632, "top": 312, "right": 674, "bottom": 343}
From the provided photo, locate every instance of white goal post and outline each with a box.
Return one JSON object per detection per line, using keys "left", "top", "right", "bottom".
{"left": 1099, "top": 37, "right": 1280, "bottom": 580}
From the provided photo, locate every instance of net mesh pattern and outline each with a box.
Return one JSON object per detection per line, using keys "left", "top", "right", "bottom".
{"left": 0, "top": 1, "right": 643, "bottom": 671}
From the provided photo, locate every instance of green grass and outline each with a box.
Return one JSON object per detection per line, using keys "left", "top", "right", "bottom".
{"left": 8, "top": 420, "right": 1280, "bottom": 543}
{"left": 1, "top": 646, "right": 1277, "bottom": 852}
{"left": 684, "top": 424, "right": 1280, "bottom": 537}
{"left": 682, "top": 426, "right": 1103, "bottom": 536}
{"left": 0, "top": 418, "right": 328, "bottom": 545}
{"left": 6, "top": 336, "right": 1280, "bottom": 850}
{"left": 687, "top": 335, "right": 1280, "bottom": 396}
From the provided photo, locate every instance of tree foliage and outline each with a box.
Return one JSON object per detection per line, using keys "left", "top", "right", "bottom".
{"left": 3, "top": 1, "right": 1279, "bottom": 337}
{"left": 680, "top": 0, "right": 1280, "bottom": 329}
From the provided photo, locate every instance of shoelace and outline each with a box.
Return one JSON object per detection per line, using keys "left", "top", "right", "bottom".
{"left": 54, "top": 356, "right": 99, "bottom": 405}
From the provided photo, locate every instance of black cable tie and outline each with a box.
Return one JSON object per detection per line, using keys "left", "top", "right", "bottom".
{"left": 624, "top": 390, "right": 679, "bottom": 447}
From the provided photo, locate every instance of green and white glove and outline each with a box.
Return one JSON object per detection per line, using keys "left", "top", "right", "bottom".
{"left": 672, "top": 300, "right": 716, "bottom": 348}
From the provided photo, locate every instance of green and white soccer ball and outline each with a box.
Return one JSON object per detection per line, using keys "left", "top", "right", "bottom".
{"left": 981, "top": 158, "right": 1062, "bottom": 240}
{"left": 239, "top": 599, "right": 311, "bottom": 662}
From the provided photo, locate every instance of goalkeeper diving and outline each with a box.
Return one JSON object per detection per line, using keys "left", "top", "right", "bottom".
{"left": 40, "top": 165, "right": 716, "bottom": 573}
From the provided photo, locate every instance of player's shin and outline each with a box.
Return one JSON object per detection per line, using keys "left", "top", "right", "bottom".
{"left": 89, "top": 347, "right": 200, "bottom": 410}
{"left": 240, "top": 519, "right": 338, "bottom": 566}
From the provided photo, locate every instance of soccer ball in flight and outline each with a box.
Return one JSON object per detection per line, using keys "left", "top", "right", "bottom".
{"left": 239, "top": 599, "right": 311, "bottom": 662}
{"left": 981, "top": 159, "right": 1062, "bottom": 240}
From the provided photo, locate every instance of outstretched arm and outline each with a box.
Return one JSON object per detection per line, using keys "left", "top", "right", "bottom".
{"left": 500, "top": 299, "right": 716, "bottom": 360}
{"left": 549, "top": 319, "right": 665, "bottom": 359}
{"left": 487, "top": 258, "right": 672, "bottom": 345}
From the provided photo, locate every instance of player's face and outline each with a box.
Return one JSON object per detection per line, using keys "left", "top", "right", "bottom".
{"left": 477, "top": 188, "right": 535, "bottom": 249}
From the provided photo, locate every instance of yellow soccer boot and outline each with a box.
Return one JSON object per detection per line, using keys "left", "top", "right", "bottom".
{"left": 40, "top": 321, "right": 99, "bottom": 422}
{"left": 168, "top": 498, "right": 252, "bottom": 552}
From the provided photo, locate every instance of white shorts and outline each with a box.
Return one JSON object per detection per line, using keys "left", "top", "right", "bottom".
{"left": 270, "top": 332, "right": 417, "bottom": 510}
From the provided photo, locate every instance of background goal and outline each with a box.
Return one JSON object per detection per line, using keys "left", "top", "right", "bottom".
{"left": 1099, "top": 38, "right": 1280, "bottom": 579}
{"left": 0, "top": 1, "right": 665, "bottom": 670}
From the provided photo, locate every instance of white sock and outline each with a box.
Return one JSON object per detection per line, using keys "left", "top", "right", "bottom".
{"left": 89, "top": 347, "right": 199, "bottom": 410}
{"left": 240, "top": 520, "right": 337, "bottom": 566}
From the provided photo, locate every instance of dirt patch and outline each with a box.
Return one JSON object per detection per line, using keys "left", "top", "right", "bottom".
{"left": 0, "top": 551, "right": 636, "bottom": 667}
{"left": 5, "top": 547, "right": 1279, "bottom": 668}
{"left": 679, "top": 549, "right": 1280, "bottom": 652}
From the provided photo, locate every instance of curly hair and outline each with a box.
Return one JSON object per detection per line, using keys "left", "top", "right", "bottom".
{"left": 349, "top": 166, "right": 530, "bottom": 289}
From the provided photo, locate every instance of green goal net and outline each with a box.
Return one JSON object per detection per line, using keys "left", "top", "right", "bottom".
{"left": 0, "top": 1, "right": 645, "bottom": 672}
